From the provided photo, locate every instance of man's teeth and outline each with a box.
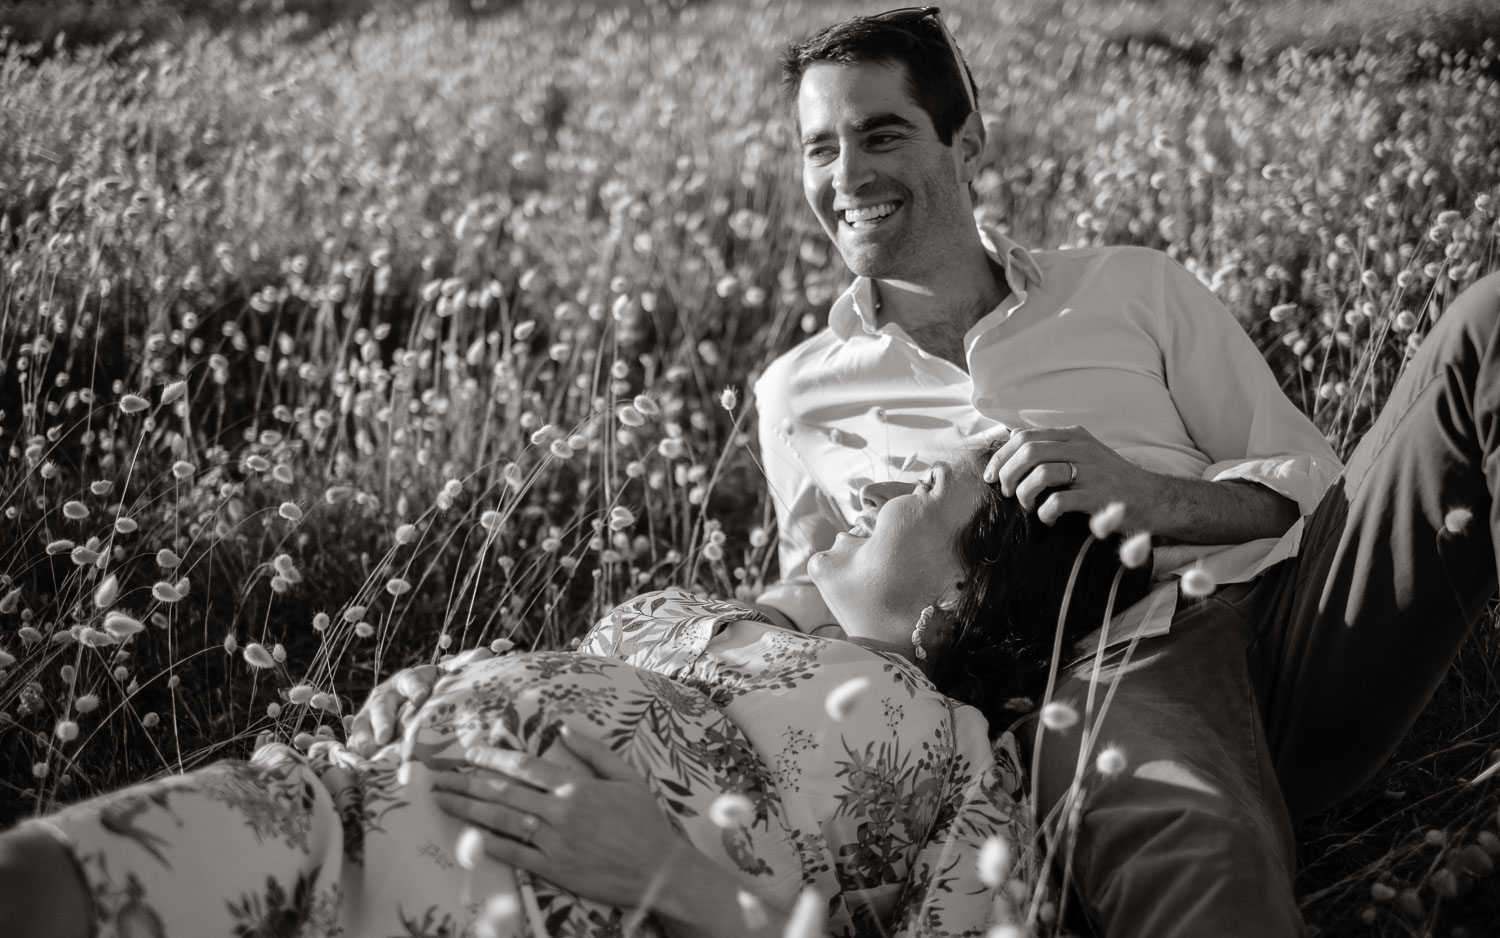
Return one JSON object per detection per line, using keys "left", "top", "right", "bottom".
{"left": 843, "top": 203, "right": 898, "bottom": 226}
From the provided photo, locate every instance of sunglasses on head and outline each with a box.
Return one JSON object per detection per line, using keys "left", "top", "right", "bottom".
{"left": 871, "top": 6, "right": 978, "bottom": 114}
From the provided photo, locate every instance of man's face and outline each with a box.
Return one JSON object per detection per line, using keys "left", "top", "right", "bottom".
{"left": 796, "top": 61, "right": 976, "bottom": 282}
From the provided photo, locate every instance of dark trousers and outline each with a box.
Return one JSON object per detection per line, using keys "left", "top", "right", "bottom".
{"left": 1034, "top": 271, "right": 1500, "bottom": 937}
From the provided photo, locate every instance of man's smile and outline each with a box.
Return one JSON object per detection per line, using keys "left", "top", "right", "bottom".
{"left": 839, "top": 201, "right": 902, "bottom": 228}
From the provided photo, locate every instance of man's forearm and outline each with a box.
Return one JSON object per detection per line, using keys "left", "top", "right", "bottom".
{"left": 1146, "top": 474, "right": 1302, "bottom": 544}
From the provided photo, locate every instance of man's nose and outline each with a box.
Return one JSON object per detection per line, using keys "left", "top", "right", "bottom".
{"left": 858, "top": 480, "right": 916, "bottom": 510}
{"left": 832, "top": 148, "right": 875, "bottom": 193}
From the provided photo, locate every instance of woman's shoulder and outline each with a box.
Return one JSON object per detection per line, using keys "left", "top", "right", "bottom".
{"left": 581, "top": 588, "right": 770, "bottom": 662}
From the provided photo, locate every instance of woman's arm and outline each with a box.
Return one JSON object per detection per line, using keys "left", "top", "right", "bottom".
{"left": 432, "top": 729, "right": 795, "bottom": 938}
{"left": 346, "top": 646, "right": 496, "bottom": 755}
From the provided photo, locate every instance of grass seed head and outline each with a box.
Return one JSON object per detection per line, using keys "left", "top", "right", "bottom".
{"left": 1096, "top": 746, "right": 1128, "bottom": 776}
{"left": 243, "top": 643, "right": 276, "bottom": 669}
{"left": 455, "top": 826, "right": 486, "bottom": 870}
{"left": 824, "top": 676, "right": 870, "bottom": 722}
{"left": 118, "top": 394, "right": 149, "bottom": 414}
{"left": 977, "top": 835, "right": 1012, "bottom": 887}
{"left": 103, "top": 612, "right": 145, "bottom": 639}
{"left": 94, "top": 574, "right": 120, "bottom": 609}
{"left": 1444, "top": 507, "right": 1474, "bottom": 533}
{"left": 1119, "top": 532, "right": 1152, "bottom": 569}
{"left": 1180, "top": 566, "right": 1217, "bottom": 599}
{"left": 1089, "top": 501, "right": 1126, "bottom": 539}
{"left": 1040, "top": 701, "right": 1080, "bottom": 732}
{"left": 784, "top": 889, "right": 827, "bottom": 938}
{"left": 709, "top": 792, "right": 755, "bottom": 828}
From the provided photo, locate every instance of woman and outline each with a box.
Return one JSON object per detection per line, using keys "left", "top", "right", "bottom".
{"left": 0, "top": 449, "right": 1149, "bottom": 938}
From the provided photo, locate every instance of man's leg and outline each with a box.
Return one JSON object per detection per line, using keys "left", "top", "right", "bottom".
{"left": 1254, "top": 271, "right": 1500, "bottom": 819}
{"left": 1032, "top": 590, "right": 1303, "bottom": 938}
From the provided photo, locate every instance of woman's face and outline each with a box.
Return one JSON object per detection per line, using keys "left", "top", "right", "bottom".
{"left": 808, "top": 458, "right": 988, "bottom": 655}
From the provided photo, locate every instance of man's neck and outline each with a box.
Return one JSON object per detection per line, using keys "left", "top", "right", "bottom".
{"left": 871, "top": 255, "right": 1012, "bottom": 369}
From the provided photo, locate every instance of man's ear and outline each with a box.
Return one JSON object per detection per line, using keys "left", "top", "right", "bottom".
{"left": 955, "top": 110, "right": 987, "bottom": 183}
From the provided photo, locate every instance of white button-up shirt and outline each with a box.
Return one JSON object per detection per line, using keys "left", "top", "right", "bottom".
{"left": 754, "top": 228, "right": 1342, "bottom": 648}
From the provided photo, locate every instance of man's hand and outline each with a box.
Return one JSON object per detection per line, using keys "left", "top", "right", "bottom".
{"left": 346, "top": 646, "right": 495, "bottom": 756}
{"left": 981, "top": 425, "right": 1164, "bottom": 527}
{"left": 974, "top": 424, "right": 1302, "bottom": 543}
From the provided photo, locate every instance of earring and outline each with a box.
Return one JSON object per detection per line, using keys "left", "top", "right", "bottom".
{"left": 911, "top": 605, "right": 934, "bottom": 660}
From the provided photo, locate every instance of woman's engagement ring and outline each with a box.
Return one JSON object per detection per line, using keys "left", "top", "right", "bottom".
{"left": 519, "top": 812, "right": 542, "bottom": 844}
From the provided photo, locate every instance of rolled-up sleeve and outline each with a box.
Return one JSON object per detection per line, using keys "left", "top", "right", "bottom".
{"left": 1155, "top": 254, "right": 1342, "bottom": 515}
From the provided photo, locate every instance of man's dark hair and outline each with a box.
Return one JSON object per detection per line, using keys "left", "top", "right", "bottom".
{"left": 778, "top": 14, "right": 980, "bottom": 146}
{"left": 929, "top": 448, "right": 1154, "bottom": 735}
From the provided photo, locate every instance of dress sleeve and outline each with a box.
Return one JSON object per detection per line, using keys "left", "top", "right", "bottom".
{"left": 891, "top": 733, "right": 1036, "bottom": 937}
{"left": 752, "top": 368, "right": 841, "bottom": 631}
{"left": 1152, "top": 251, "right": 1342, "bottom": 515}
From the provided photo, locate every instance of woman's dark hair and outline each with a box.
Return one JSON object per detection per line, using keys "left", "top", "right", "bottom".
{"left": 777, "top": 15, "right": 978, "bottom": 146}
{"left": 927, "top": 449, "right": 1154, "bottom": 735}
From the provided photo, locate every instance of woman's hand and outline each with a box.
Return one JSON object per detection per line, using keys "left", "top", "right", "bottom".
{"left": 431, "top": 728, "right": 692, "bottom": 910}
{"left": 346, "top": 646, "right": 495, "bottom": 755}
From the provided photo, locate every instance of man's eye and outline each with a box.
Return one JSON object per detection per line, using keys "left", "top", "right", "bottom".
{"left": 868, "top": 134, "right": 901, "bottom": 147}
{"left": 804, "top": 147, "right": 834, "bottom": 163}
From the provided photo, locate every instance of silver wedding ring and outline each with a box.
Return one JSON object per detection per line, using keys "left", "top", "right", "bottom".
{"left": 1067, "top": 462, "right": 1078, "bottom": 484}
{"left": 519, "top": 812, "right": 541, "bottom": 844}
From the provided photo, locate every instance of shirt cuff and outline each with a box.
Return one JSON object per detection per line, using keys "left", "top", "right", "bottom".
{"left": 1205, "top": 455, "right": 1340, "bottom": 516}
{"left": 754, "top": 581, "right": 835, "bottom": 633}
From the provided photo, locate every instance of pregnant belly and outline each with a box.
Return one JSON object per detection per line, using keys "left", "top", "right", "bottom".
{"left": 400, "top": 651, "right": 805, "bottom": 905}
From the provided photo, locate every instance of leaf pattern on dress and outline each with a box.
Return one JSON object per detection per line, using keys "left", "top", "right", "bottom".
{"left": 76, "top": 851, "right": 169, "bottom": 938}
{"left": 197, "top": 760, "right": 318, "bottom": 853}
{"left": 225, "top": 865, "right": 323, "bottom": 937}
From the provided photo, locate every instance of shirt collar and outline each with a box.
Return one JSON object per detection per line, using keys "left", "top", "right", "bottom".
{"left": 828, "top": 226, "right": 1045, "bottom": 340}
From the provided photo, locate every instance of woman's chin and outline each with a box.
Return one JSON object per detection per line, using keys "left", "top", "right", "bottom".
{"left": 806, "top": 548, "right": 843, "bottom": 584}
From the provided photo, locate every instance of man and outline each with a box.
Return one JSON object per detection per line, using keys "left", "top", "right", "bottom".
{"left": 356, "top": 11, "right": 1500, "bottom": 937}
{"left": 752, "top": 10, "right": 1330, "bottom": 935}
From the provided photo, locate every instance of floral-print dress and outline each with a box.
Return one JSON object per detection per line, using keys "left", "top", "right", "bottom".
{"left": 28, "top": 590, "right": 1032, "bottom": 937}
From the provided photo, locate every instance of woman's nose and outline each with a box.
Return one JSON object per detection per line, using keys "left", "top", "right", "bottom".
{"left": 858, "top": 481, "right": 916, "bottom": 511}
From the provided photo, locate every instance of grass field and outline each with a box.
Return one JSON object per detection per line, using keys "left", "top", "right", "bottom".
{"left": 2, "top": 0, "right": 1499, "bottom": 933}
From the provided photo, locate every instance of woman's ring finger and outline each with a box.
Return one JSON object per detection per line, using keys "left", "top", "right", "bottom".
{"left": 519, "top": 811, "right": 542, "bottom": 845}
